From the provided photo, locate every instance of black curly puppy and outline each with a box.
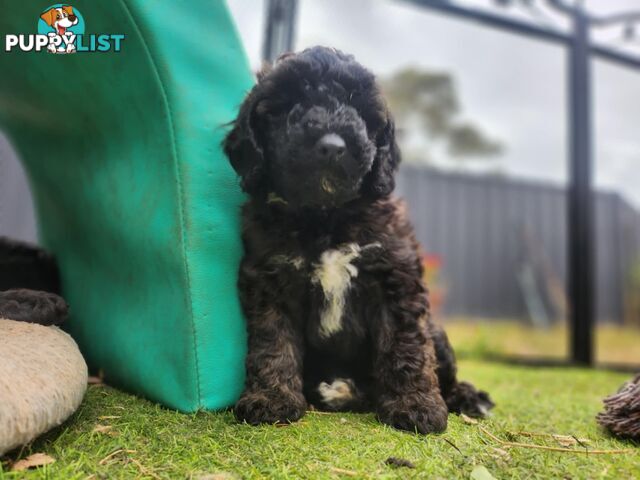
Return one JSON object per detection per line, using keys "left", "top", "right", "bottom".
{"left": 0, "top": 236, "right": 68, "bottom": 325}
{"left": 223, "top": 46, "right": 493, "bottom": 434}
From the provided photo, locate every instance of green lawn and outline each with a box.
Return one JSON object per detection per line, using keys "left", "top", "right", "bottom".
{"left": 445, "top": 321, "right": 640, "bottom": 366}
{"left": 2, "top": 360, "right": 638, "bottom": 479}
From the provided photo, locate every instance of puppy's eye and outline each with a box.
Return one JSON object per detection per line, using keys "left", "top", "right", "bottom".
{"left": 305, "top": 119, "right": 320, "bottom": 129}
{"left": 287, "top": 104, "right": 305, "bottom": 126}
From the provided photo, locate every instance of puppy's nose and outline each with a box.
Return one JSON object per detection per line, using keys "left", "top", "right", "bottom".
{"left": 68, "top": 14, "right": 77, "bottom": 21}
{"left": 315, "top": 133, "right": 346, "bottom": 160}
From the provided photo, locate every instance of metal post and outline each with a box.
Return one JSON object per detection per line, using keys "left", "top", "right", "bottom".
{"left": 262, "top": 0, "right": 298, "bottom": 63}
{"left": 567, "top": 3, "right": 594, "bottom": 365}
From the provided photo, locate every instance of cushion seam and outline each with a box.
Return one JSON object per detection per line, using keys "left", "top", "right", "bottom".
{"left": 118, "top": 0, "right": 202, "bottom": 409}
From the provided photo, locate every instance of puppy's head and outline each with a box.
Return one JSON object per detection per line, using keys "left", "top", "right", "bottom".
{"left": 224, "top": 46, "right": 400, "bottom": 209}
{"left": 40, "top": 6, "right": 78, "bottom": 31}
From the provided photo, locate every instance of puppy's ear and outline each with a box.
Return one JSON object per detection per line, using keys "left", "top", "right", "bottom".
{"left": 223, "top": 90, "right": 266, "bottom": 195}
{"left": 40, "top": 8, "right": 56, "bottom": 26}
{"left": 363, "top": 111, "right": 401, "bottom": 198}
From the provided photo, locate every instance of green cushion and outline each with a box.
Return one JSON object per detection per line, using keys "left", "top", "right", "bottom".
{"left": 0, "top": 0, "right": 253, "bottom": 412}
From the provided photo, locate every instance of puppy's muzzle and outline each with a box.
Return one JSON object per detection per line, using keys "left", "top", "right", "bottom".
{"left": 315, "top": 133, "right": 346, "bottom": 161}
{"left": 314, "top": 133, "right": 361, "bottom": 183}
{"left": 310, "top": 134, "right": 359, "bottom": 201}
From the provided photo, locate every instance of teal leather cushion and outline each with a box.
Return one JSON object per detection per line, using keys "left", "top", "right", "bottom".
{"left": 0, "top": 0, "right": 253, "bottom": 411}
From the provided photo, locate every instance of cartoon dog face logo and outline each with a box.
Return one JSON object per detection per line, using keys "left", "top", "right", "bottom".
{"left": 40, "top": 5, "right": 79, "bottom": 53}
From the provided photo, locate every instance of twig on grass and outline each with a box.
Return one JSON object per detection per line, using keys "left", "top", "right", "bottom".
{"left": 98, "top": 448, "right": 136, "bottom": 465}
{"left": 572, "top": 435, "right": 590, "bottom": 451}
{"left": 128, "top": 457, "right": 161, "bottom": 479}
{"left": 328, "top": 466, "right": 358, "bottom": 476}
{"left": 509, "top": 431, "right": 589, "bottom": 442}
{"left": 479, "top": 426, "right": 633, "bottom": 454}
{"left": 442, "top": 437, "right": 464, "bottom": 456}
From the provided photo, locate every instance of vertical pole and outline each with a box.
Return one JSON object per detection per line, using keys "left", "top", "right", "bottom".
{"left": 262, "top": 0, "right": 298, "bottom": 63}
{"left": 568, "top": 3, "right": 594, "bottom": 365}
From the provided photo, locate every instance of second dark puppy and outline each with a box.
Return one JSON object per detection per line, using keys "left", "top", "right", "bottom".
{"left": 224, "top": 46, "right": 493, "bottom": 434}
{"left": 0, "top": 236, "right": 68, "bottom": 325}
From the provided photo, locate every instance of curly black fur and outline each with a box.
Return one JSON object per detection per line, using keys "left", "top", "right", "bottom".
{"left": 0, "top": 237, "right": 68, "bottom": 325}
{"left": 223, "top": 46, "right": 493, "bottom": 433}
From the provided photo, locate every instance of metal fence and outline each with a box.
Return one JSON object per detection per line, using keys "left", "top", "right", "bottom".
{"left": 397, "top": 164, "right": 640, "bottom": 325}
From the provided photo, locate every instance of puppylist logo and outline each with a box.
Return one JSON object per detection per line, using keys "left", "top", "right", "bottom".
{"left": 4, "top": 4, "right": 125, "bottom": 54}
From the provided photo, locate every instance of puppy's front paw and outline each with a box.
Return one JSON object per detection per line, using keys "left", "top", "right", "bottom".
{"left": 234, "top": 388, "right": 307, "bottom": 425}
{"left": 377, "top": 392, "right": 448, "bottom": 434}
{"left": 0, "top": 289, "right": 68, "bottom": 325}
{"left": 46, "top": 33, "right": 57, "bottom": 53}
{"left": 446, "top": 381, "right": 495, "bottom": 418}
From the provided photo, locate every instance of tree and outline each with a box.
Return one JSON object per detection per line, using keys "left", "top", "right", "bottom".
{"left": 380, "top": 67, "right": 503, "bottom": 164}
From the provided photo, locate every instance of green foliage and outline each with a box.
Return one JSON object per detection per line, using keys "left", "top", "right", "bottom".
{"left": 381, "top": 68, "right": 459, "bottom": 136}
{"left": 380, "top": 68, "right": 503, "bottom": 162}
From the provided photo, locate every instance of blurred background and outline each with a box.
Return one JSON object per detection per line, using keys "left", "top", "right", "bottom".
{"left": 1, "top": 0, "right": 639, "bottom": 368}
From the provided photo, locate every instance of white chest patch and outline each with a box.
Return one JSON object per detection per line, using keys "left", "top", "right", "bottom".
{"left": 311, "top": 243, "right": 361, "bottom": 338}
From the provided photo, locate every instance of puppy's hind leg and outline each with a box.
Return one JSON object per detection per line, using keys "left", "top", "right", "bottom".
{"left": 0, "top": 237, "right": 68, "bottom": 325}
{"left": 430, "top": 322, "right": 495, "bottom": 418}
{"left": 0, "top": 236, "right": 62, "bottom": 293}
{"left": 373, "top": 303, "right": 449, "bottom": 434}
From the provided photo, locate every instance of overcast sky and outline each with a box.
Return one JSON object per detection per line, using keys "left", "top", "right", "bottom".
{"left": 226, "top": 0, "right": 640, "bottom": 206}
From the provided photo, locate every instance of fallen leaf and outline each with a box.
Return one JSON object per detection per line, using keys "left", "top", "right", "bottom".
{"left": 491, "top": 447, "right": 510, "bottom": 458}
{"left": 98, "top": 415, "right": 120, "bottom": 420}
{"left": 195, "top": 473, "right": 240, "bottom": 480}
{"left": 92, "top": 424, "right": 118, "bottom": 437}
{"left": 11, "top": 453, "right": 55, "bottom": 471}
{"left": 87, "top": 376, "right": 104, "bottom": 385}
{"left": 470, "top": 465, "right": 497, "bottom": 480}
{"left": 461, "top": 413, "right": 478, "bottom": 425}
{"left": 489, "top": 447, "right": 511, "bottom": 464}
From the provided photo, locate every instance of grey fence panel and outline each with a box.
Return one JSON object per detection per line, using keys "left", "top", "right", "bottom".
{"left": 1, "top": 142, "right": 637, "bottom": 324}
{"left": 397, "top": 165, "right": 638, "bottom": 324}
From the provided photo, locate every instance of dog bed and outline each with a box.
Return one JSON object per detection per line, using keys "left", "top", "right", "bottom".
{"left": 0, "top": 1, "right": 253, "bottom": 411}
{"left": 0, "top": 318, "right": 87, "bottom": 455}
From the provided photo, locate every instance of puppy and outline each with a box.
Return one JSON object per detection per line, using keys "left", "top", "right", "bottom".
{"left": 40, "top": 5, "right": 79, "bottom": 54}
{"left": 224, "top": 46, "right": 493, "bottom": 433}
{"left": 0, "top": 237, "right": 68, "bottom": 326}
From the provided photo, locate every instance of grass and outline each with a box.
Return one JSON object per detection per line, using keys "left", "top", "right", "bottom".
{"left": 445, "top": 321, "right": 640, "bottom": 365}
{"left": 1, "top": 360, "right": 638, "bottom": 479}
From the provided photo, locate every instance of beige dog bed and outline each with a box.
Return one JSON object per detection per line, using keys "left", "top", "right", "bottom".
{"left": 0, "top": 318, "right": 87, "bottom": 455}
